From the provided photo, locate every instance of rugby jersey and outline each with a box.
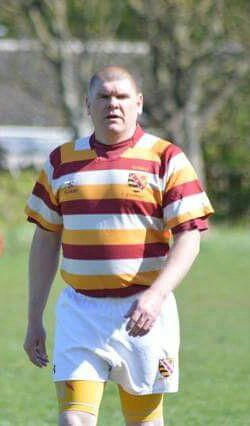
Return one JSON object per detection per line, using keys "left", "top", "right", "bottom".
{"left": 25, "top": 126, "right": 214, "bottom": 295}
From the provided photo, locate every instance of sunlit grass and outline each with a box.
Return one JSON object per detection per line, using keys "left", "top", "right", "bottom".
{"left": 0, "top": 226, "right": 249, "bottom": 425}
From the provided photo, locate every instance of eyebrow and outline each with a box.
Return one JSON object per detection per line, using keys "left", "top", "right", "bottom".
{"left": 97, "top": 90, "right": 131, "bottom": 97}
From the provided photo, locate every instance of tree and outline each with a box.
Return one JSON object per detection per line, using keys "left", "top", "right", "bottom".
{"left": 1, "top": 0, "right": 250, "bottom": 186}
{"left": 203, "top": 73, "right": 250, "bottom": 223}
{"left": 1, "top": 0, "right": 129, "bottom": 136}
{"left": 127, "top": 0, "right": 250, "bottom": 182}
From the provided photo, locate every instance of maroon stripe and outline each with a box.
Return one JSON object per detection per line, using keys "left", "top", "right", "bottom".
{"left": 62, "top": 242, "right": 169, "bottom": 260}
{"left": 172, "top": 218, "right": 209, "bottom": 234}
{"left": 32, "top": 182, "right": 60, "bottom": 213}
{"left": 163, "top": 180, "right": 203, "bottom": 207}
{"left": 50, "top": 146, "right": 61, "bottom": 169}
{"left": 53, "top": 157, "right": 160, "bottom": 179}
{"left": 61, "top": 198, "right": 162, "bottom": 218}
{"left": 159, "top": 144, "right": 182, "bottom": 178}
{"left": 75, "top": 285, "right": 147, "bottom": 298}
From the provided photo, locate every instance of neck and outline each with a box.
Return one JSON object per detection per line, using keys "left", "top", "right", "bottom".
{"left": 94, "top": 126, "right": 137, "bottom": 145}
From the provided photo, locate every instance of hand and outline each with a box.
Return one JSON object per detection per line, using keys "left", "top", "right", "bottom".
{"left": 23, "top": 322, "right": 49, "bottom": 368}
{"left": 124, "top": 289, "right": 164, "bottom": 337}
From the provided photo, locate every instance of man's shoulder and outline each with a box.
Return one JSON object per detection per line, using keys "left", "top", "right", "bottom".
{"left": 139, "top": 132, "right": 178, "bottom": 156}
{"left": 48, "top": 136, "right": 92, "bottom": 163}
{"left": 52, "top": 136, "right": 91, "bottom": 154}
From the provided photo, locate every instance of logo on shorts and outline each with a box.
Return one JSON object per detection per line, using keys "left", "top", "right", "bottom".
{"left": 128, "top": 173, "right": 148, "bottom": 192}
{"left": 159, "top": 358, "right": 174, "bottom": 378}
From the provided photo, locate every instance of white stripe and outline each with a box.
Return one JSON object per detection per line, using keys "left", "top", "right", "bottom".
{"left": 63, "top": 213, "right": 162, "bottom": 231}
{"left": 43, "top": 158, "right": 54, "bottom": 186}
{"left": 162, "top": 152, "right": 192, "bottom": 189}
{"left": 136, "top": 133, "right": 160, "bottom": 149}
{"left": 27, "top": 194, "right": 62, "bottom": 224}
{"left": 61, "top": 256, "right": 166, "bottom": 276}
{"left": 75, "top": 136, "right": 91, "bottom": 151}
{"left": 164, "top": 192, "right": 210, "bottom": 221}
{"left": 52, "top": 169, "right": 160, "bottom": 191}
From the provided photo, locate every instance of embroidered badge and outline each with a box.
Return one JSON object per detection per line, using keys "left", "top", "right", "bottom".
{"left": 128, "top": 173, "right": 148, "bottom": 192}
{"left": 159, "top": 358, "right": 174, "bottom": 377}
{"left": 62, "top": 180, "right": 78, "bottom": 194}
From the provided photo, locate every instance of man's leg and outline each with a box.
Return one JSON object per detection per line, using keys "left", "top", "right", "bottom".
{"left": 118, "top": 386, "right": 164, "bottom": 426}
{"left": 59, "top": 410, "right": 97, "bottom": 426}
{"left": 56, "top": 380, "right": 105, "bottom": 426}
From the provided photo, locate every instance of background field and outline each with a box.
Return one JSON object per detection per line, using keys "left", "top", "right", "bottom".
{"left": 0, "top": 226, "right": 249, "bottom": 425}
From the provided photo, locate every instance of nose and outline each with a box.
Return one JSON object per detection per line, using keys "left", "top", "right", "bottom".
{"left": 108, "top": 96, "right": 119, "bottom": 108}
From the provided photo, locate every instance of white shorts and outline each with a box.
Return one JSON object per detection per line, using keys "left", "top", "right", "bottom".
{"left": 53, "top": 287, "right": 180, "bottom": 395}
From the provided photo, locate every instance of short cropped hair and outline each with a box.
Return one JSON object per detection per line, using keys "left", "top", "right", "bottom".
{"left": 88, "top": 66, "right": 141, "bottom": 96}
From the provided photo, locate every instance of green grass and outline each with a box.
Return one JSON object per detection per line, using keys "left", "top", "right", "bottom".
{"left": 0, "top": 226, "right": 249, "bottom": 425}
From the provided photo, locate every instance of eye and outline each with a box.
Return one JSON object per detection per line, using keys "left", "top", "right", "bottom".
{"left": 99, "top": 94, "right": 110, "bottom": 99}
{"left": 117, "top": 94, "right": 129, "bottom": 100}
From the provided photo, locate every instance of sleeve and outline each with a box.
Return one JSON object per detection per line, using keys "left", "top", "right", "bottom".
{"left": 25, "top": 147, "right": 63, "bottom": 232}
{"left": 161, "top": 144, "right": 214, "bottom": 233}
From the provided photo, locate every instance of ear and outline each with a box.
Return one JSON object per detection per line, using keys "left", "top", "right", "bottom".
{"left": 137, "top": 93, "right": 143, "bottom": 115}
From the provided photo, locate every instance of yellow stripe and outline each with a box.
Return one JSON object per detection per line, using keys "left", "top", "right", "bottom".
{"left": 166, "top": 207, "right": 214, "bottom": 228}
{"left": 165, "top": 166, "right": 198, "bottom": 191}
{"left": 150, "top": 139, "right": 171, "bottom": 155}
{"left": 62, "top": 229, "right": 171, "bottom": 245}
{"left": 25, "top": 207, "right": 62, "bottom": 232}
{"left": 37, "top": 170, "right": 58, "bottom": 205}
{"left": 61, "top": 270, "right": 160, "bottom": 289}
{"left": 61, "top": 141, "right": 96, "bottom": 163}
{"left": 122, "top": 148, "right": 161, "bottom": 162}
{"left": 59, "top": 183, "right": 162, "bottom": 205}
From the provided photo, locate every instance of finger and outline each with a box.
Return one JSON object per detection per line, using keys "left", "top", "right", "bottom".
{"left": 35, "top": 350, "right": 49, "bottom": 366}
{"left": 35, "top": 340, "right": 49, "bottom": 366}
{"left": 125, "top": 312, "right": 142, "bottom": 332}
{"left": 124, "top": 300, "right": 138, "bottom": 318}
{"left": 137, "top": 319, "right": 154, "bottom": 336}
{"left": 127, "top": 316, "right": 146, "bottom": 336}
{"left": 24, "top": 340, "right": 48, "bottom": 368}
{"left": 27, "top": 347, "right": 45, "bottom": 368}
{"left": 129, "top": 318, "right": 154, "bottom": 337}
{"left": 36, "top": 339, "right": 48, "bottom": 360}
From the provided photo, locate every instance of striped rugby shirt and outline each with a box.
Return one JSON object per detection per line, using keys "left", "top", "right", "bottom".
{"left": 26, "top": 126, "right": 214, "bottom": 296}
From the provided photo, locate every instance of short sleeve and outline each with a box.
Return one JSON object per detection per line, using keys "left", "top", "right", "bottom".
{"left": 25, "top": 147, "right": 63, "bottom": 232}
{"left": 162, "top": 144, "right": 214, "bottom": 231}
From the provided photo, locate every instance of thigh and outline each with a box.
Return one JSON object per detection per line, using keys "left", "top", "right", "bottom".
{"left": 118, "top": 386, "right": 164, "bottom": 423}
{"left": 53, "top": 288, "right": 112, "bottom": 382}
{"left": 56, "top": 380, "right": 105, "bottom": 417}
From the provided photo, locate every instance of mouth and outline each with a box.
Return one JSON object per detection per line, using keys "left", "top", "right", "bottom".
{"left": 105, "top": 114, "right": 121, "bottom": 120}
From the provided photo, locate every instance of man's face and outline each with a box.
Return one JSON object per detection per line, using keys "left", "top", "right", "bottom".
{"left": 86, "top": 78, "right": 143, "bottom": 144}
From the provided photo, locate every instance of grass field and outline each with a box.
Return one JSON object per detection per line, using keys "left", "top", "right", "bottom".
{"left": 0, "top": 225, "right": 249, "bottom": 425}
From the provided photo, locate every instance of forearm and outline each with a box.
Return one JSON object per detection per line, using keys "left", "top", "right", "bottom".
{"left": 28, "top": 227, "right": 61, "bottom": 322}
{"left": 150, "top": 229, "right": 201, "bottom": 299}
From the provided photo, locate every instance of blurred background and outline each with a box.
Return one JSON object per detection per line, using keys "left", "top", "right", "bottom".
{"left": 0, "top": 1, "right": 249, "bottom": 425}
{"left": 1, "top": 0, "right": 250, "bottom": 232}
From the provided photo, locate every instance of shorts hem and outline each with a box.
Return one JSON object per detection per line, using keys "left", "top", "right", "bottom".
{"left": 117, "top": 384, "right": 179, "bottom": 396}
{"left": 53, "top": 377, "right": 107, "bottom": 383}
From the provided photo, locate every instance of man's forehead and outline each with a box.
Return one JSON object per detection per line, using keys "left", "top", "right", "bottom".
{"left": 93, "top": 78, "right": 137, "bottom": 95}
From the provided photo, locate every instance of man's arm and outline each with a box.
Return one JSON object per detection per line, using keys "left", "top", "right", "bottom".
{"left": 125, "top": 229, "right": 201, "bottom": 336}
{"left": 23, "top": 226, "right": 61, "bottom": 367}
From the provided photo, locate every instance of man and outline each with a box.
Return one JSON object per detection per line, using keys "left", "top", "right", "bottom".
{"left": 24, "top": 66, "right": 214, "bottom": 426}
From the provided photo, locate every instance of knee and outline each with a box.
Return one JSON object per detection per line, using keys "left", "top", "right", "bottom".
{"left": 59, "top": 410, "right": 97, "bottom": 426}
